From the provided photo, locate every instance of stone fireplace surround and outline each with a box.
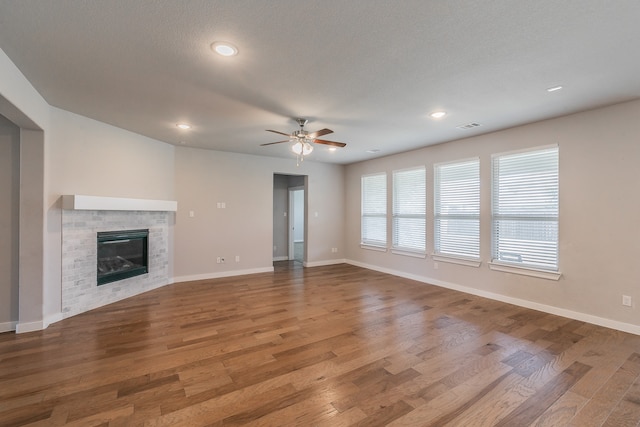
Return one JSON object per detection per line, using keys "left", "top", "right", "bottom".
{"left": 61, "top": 195, "right": 176, "bottom": 318}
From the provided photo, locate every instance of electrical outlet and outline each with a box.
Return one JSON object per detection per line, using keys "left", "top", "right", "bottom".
{"left": 235, "top": 255, "right": 240, "bottom": 262}
{"left": 216, "top": 257, "right": 221, "bottom": 264}
{"left": 622, "top": 295, "right": 632, "bottom": 307}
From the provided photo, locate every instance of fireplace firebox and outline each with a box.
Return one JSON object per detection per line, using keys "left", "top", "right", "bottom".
{"left": 97, "top": 229, "right": 149, "bottom": 285}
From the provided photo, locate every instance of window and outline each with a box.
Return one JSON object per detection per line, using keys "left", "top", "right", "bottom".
{"left": 361, "top": 173, "right": 387, "bottom": 248}
{"left": 434, "top": 159, "right": 480, "bottom": 261}
{"left": 491, "top": 145, "right": 559, "bottom": 272}
{"left": 392, "top": 167, "right": 426, "bottom": 254}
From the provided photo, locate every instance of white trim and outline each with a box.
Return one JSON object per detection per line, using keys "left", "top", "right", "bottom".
{"left": 0, "top": 321, "right": 17, "bottom": 333}
{"left": 392, "top": 248, "right": 427, "bottom": 259}
{"left": 433, "top": 254, "right": 481, "bottom": 267}
{"left": 489, "top": 261, "right": 561, "bottom": 281}
{"left": 304, "top": 258, "right": 346, "bottom": 267}
{"left": 173, "top": 267, "right": 274, "bottom": 283}
{"left": 44, "top": 312, "right": 63, "bottom": 328}
{"left": 273, "top": 256, "right": 289, "bottom": 261}
{"left": 360, "top": 244, "right": 387, "bottom": 252}
{"left": 62, "top": 195, "right": 178, "bottom": 212}
{"left": 345, "top": 259, "right": 640, "bottom": 336}
{"left": 16, "top": 320, "right": 45, "bottom": 334}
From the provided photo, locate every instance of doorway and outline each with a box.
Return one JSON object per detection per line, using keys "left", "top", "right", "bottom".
{"left": 289, "top": 186, "right": 305, "bottom": 263}
{"left": 272, "top": 174, "right": 307, "bottom": 266}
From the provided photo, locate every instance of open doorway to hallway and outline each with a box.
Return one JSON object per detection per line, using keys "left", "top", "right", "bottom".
{"left": 272, "top": 174, "right": 307, "bottom": 266}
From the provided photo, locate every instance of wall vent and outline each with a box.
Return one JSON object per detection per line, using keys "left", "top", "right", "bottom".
{"left": 457, "top": 122, "right": 482, "bottom": 130}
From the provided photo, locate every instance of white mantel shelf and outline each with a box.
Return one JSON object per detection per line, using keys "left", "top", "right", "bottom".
{"left": 62, "top": 195, "right": 178, "bottom": 212}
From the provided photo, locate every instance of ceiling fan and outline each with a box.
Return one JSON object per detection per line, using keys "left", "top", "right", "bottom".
{"left": 261, "top": 118, "right": 346, "bottom": 164}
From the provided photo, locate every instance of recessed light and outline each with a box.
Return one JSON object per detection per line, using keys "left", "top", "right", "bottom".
{"left": 546, "top": 85, "right": 563, "bottom": 92}
{"left": 366, "top": 149, "right": 381, "bottom": 154}
{"left": 430, "top": 111, "right": 447, "bottom": 119}
{"left": 176, "top": 123, "right": 191, "bottom": 130}
{"left": 211, "top": 41, "right": 238, "bottom": 57}
{"left": 328, "top": 147, "right": 337, "bottom": 152}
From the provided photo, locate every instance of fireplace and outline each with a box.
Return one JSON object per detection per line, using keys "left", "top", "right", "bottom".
{"left": 97, "top": 229, "right": 149, "bottom": 285}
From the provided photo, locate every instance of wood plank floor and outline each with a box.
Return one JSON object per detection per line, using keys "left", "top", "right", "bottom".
{"left": 1, "top": 262, "right": 640, "bottom": 426}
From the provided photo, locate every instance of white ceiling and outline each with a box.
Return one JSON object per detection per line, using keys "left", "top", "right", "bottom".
{"left": 1, "top": 1, "right": 639, "bottom": 165}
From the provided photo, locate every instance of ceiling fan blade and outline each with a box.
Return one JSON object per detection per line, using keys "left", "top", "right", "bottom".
{"left": 260, "top": 140, "right": 290, "bottom": 146}
{"left": 266, "top": 129, "right": 292, "bottom": 137}
{"left": 307, "top": 128, "right": 333, "bottom": 139}
{"left": 314, "top": 139, "right": 346, "bottom": 147}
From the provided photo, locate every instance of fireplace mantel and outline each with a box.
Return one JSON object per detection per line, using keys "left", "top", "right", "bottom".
{"left": 62, "top": 195, "right": 178, "bottom": 212}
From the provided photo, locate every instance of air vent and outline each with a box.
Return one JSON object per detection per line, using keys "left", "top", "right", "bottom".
{"left": 457, "top": 122, "right": 482, "bottom": 130}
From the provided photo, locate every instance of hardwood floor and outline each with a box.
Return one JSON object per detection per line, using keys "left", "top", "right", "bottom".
{"left": 1, "top": 262, "right": 640, "bottom": 426}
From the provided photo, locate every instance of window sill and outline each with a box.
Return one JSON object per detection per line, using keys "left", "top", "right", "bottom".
{"left": 360, "top": 244, "right": 387, "bottom": 252}
{"left": 392, "top": 248, "right": 427, "bottom": 259}
{"left": 488, "top": 261, "right": 562, "bottom": 281}
{"left": 432, "top": 254, "right": 481, "bottom": 268}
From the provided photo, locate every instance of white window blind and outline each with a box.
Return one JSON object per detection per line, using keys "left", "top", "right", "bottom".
{"left": 392, "top": 167, "right": 426, "bottom": 253}
{"left": 492, "top": 146, "right": 559, "bottom": 271}
{"left": 434, "top": 159, "right": 480, "bottom": 259}
{"left": 361, "top": 173, "right": 387, "bottom": 247}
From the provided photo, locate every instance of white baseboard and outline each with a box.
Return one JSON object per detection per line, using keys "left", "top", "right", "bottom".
{"left": 45, "top": 312, "right": 63, "bottom": 328}
{"left": 0, "top": 321, "right": 17, "bottom": 333}
{"left": 346, "top": 259, "right": 640, "bottom": 336}
{"left": 173, "top": 266, "right": 274, "bottom": 284}
{"left": 304, "top": 258, "right": 346, "bottom": 268}
{"left": 273, "top": 256, "right": 289, "bottom": 261}
{"left": 16, "top": 320, "right": 45, "bottom": 334}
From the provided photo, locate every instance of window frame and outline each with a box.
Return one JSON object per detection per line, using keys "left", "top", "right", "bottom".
{"left": 360, "top": 172, "right": 388, "bottom": 250}
{"left": 433, "top": 157, "right": 481, "bottom": 267}
{"left": 489, "top": 144, "right": 561, "bottom": 280}
{"left": 391, "top": 166, "right": 426, "bottom": 257}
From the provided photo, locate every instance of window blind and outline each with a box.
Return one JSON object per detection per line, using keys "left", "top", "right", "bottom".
{"left": 434, "top": 159, "right": 480, "bottom": 259}
{"left": 392, "top": 167, "right": 426, "bottom": 252}
{"left": 361, "top": 173, "right": 387, "bottom": 247}
{"left": 492, "top": 146, "right": 559, "bottom": 271}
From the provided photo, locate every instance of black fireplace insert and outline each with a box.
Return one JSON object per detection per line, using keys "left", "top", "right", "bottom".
{"left": 97, "top": 229, "right": 148, "bottom": 285}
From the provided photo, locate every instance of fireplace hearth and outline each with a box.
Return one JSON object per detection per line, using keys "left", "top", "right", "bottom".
{"left": 97, "top": 229, "right": 149, "bottom": 285}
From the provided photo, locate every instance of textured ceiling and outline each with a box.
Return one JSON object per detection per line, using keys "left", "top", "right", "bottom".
{"left": 1, "top": 0, "right": 639, "bottom": 164}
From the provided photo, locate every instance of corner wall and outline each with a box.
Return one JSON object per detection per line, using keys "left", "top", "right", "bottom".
{"left": 45, "top": 107, "right": 177, "bottom": 323}
{"left": 345, "top": 99, "right": 640, "bottom": 333}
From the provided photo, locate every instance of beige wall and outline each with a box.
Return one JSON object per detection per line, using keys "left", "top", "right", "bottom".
{"left": 48, "top": 107, "right": 175, "bottom": 202}
{"left": 0, "top": 114, "right": 20, "bottom": 328}
{"left": 173, "top": 146, "right": 345, "bottom": 280}
{"left": 345, "top": 99, "right": 640, "bottom": 331}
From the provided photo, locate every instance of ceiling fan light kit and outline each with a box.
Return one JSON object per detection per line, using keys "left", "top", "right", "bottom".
{"left": 261, "top": 118, "right": 347, "bottom": 165}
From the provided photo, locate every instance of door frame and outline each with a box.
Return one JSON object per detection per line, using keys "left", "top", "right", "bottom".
{"left": 288, "top": 186, "right": 305, "bottom": 261}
